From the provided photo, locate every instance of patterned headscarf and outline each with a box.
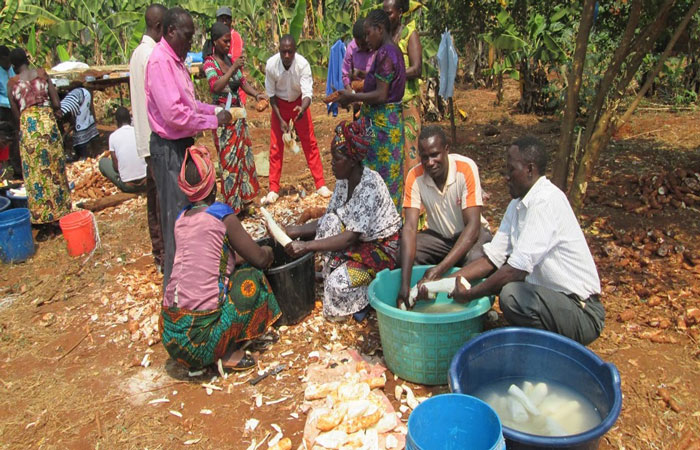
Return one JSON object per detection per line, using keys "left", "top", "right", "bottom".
{"left": 178, "top": 146, "right": 216, "bottom": 202}
{"left": 331, "top": 117, "right": 373, "bottom": 162}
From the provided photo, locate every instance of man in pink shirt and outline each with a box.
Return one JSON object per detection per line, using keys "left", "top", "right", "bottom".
{"left": 146, "top": 7, "right": 232, "bottom": 284}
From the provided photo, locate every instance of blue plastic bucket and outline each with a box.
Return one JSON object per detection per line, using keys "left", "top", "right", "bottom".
{"left": 0, "top": 196, "right": 10, "bottom": 213}
{"left": 0, "top": 208, "right": 35, "bottom": 263}
{"left": 6, "top": 190, "right": 28, "bottom": 209}
{"left": 448, "top": 328, "right": 622, "bottom": 450}
{"left": 368, "top": 266, "right": 492, "bottom": 385}
{"left": 407, "top": 393, "right": 506, "bottom": 450}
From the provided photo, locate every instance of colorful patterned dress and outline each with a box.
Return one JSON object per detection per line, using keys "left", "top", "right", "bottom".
{"left": 317, "top": 167, "right": 402, "bottom": 317}
{"left": 203, "top": 55, "right": 259, "bottom": 214}
{"left": 10, "top": 76, "right": 71, "bottom": 224}
{"left": 160, "top": 203, "right": 280, "bottom": 369}
{"left": 397, "top": 20, "right": 422, "bottom": 173}
{"left": 361, "top": 43, "right": 406, "bottom": 210}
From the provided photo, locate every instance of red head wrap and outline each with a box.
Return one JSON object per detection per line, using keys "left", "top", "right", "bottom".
{"left": 178, "top": 145, "right": 216, "bottom": 202}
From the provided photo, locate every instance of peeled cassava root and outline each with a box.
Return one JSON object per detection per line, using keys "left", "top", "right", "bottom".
{"left": 229, "top": 107, "right": 246, "bottom": 120}
{"left": 282, "top": 119, "right": 300, "bottom": 154}
{"left": 261, "top": 207, "right": 292, "bottom": 247}
{"left": 400, "top": 277, "right": 472, "bottom": 310}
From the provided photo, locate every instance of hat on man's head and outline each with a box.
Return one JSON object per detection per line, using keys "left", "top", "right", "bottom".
{"left": 216, "top": 6, "right": 232, "bottom": 17}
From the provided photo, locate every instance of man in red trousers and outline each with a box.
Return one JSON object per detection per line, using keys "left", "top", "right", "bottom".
{"left": 263, "top": 34, "right": 331, "bottom": 204}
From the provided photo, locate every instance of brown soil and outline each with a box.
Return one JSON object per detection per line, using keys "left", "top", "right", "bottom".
{"left": 1, "top": 80, "right": 699, "bottom": 449}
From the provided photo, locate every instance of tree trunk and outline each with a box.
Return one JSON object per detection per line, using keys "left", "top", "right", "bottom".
{"left": 569, "top": 106, "right": 615, "bottom": 212}
{"left": 552, "top": 0, "right": 596, "bottom": 190}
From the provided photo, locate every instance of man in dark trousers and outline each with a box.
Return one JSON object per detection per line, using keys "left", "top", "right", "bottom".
{"left": 145, "top": 7, "right": 232, "bottom": 283}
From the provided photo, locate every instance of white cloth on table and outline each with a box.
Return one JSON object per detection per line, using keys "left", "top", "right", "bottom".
{"left": 482, "top": 176, "right": 601, "bottom": 299}
{"left": 129, "top": 34, "right": 157, "bottom": 158}
{"left": 108, "top": 124, "right": 147, "bottom": 182}
{"left": 265, "top": 53, "right": 313, "bottom": 102}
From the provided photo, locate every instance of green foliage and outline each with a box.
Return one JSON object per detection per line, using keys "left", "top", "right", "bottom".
{"left": 290, "top": 0, "right": 307, "bottom": 42}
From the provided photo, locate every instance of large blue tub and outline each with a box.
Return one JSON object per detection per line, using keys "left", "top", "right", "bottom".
{"left": 448, "top": 328, "right": 622, "bottom": 450}
{"left": 0, "top": 196, "right": 10, "bottom": 213}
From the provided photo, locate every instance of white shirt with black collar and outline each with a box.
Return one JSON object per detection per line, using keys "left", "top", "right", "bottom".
{"left": 483, "top": 176, "right": 601, "bottom": 299}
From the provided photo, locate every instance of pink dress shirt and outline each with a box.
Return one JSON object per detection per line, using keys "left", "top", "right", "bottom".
{"left": 145, "top": 39, "right": 218, "bottom": 140}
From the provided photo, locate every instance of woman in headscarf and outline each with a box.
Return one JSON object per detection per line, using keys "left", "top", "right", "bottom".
{"left": 203, "top": 22, "right": 266, "bottom": 216}
{"left": 160, "top": 146, "right": 280, "bottom": 371}
{"left": 283, "top": 119, "right": 402, "bottom": 321}
{"left": 384, "top": 0, "right": 422, "bottom": 174}
{"left": 336, "top": 9, "right": 406, "bottom": 210}
{"left": 7, "top": 48, "right": 71, "bottom": 239}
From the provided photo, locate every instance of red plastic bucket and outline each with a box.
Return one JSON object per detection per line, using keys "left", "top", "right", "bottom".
{"left": 59, "top": 210, "right": 96, "bottom": 257}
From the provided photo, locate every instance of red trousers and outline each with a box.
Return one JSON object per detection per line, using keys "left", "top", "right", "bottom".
{"left": 269, "top": 97, "right": 325, "bottom": 193}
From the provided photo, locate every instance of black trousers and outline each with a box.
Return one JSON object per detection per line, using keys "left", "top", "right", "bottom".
{"left": 499, "top": 281, "right": 605, "bottom": 345}
{"left": 149, "top": 133, "right": 193, "bottom": 285}
{"left": 414, "top": 226, "right": 493, "bottom": 267}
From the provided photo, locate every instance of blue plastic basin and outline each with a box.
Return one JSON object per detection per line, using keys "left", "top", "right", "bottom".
{"left": 6, "top": 190, "right": 28, "bottom": 209}
{"left": 0, "top": 196, "right": 10, "bottom": 213}
{"left": 407, "top": 393, "right": 506, "bottom": 450}
{"left": 368, "top": 266, "right": 492, "bottom": 385}
{"left": 448, "top": 328, "right": 622, "bottom": 450}
{"left": 0, "top": 208, "right": 35, "bottom": 263}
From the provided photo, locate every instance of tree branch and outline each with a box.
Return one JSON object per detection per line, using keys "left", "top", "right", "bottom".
{"left": 617, "top": 0, "right": 700, "bottom": 126}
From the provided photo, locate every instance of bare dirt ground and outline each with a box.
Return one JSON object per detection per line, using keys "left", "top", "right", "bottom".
{"left": 1, "top": 80, "right": 699, "bottom": 449}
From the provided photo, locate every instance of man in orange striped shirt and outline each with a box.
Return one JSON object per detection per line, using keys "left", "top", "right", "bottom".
{"left": 397, "top": 126, "right": 492, "bottom": 308}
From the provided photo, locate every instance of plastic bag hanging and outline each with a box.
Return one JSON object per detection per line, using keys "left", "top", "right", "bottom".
{"left": 437, "top": 31, "right": 459, "bottom": 98}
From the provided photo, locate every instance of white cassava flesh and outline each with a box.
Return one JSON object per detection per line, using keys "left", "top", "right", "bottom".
{"left": 508, "top": 384, "right": 541, "bottom": 416}
{"left": 261, "top": 207, "right": 293, "bottom": 246}
{"left": 229, "top": 107, "right": 246, "bottom": 119}
{"left": 507, "top": 397, "right": 529, "bottom": 423}
{"left": 405, "top": 277, "right": 471, "bottom": 309}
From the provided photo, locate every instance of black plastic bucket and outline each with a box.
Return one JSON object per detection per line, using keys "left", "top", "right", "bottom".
{"left": 258, "top": 238, "right": 316, "bottom": 325}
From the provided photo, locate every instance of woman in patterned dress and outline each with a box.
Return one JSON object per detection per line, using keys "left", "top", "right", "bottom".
{"left": 203, "top": 23, "right": 266, "bottom": 215}
{"left": 384, "top": 0, "right": 423, "bottom": 174}
{"left": 7, "top": 48, "right": 71, "bottom": 238}
{"left": 283, "top": 119, "right": 402, "bottom": 321}
{"left": 160, "top": 146, "right": 280, "bottom": 370}
{"left": 336, "top": 9, "right": 406, "bottom": 210}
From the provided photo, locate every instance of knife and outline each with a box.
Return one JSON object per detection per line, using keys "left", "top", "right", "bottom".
{"left": 225, "top": 92, "right": 233, "bottom": 110}
{"left": 249, "top": 364, "right": 286, "bottom": 385}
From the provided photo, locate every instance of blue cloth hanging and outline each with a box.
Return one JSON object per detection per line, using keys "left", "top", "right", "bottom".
{"left": 326, "top": 39, "right": 346, "bottom": 117}
{"left": 437, "top": 31, "right": 458, "bottom": 98}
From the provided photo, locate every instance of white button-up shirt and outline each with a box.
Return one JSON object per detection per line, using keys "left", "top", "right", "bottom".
{"left": 483, "top": 176, "right": 601, "bottom": 299}
{"left": 129, "top": 35, "right": 156, "bottom": 158}
{"left": 265, "top": 53, "right": 313, "bottom": 102}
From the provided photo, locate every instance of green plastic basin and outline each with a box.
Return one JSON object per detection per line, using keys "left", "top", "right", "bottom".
{"left": 368, "top": 266, "right": 492, "bottom": 385}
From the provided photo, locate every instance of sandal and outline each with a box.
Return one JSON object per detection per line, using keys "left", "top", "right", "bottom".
{"left": 221, "top": 348, "right": 257, "bottom": 371}
{"left": 248, "top": 331, "right": 279, "bottom": 353}
{"left": 229, "top": 352, "right": 256, "bottom": 371}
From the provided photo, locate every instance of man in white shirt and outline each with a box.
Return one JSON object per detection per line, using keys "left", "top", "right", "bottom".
{"left": 130, "top": 3, "right": 166, "bottom": 268}
{"left": 99, "top": 107, "right": 147, "bottom": 193}
{"left": 263, "top": 34, "right": 331, "bottom": 204}
{"left": 442, "top": 136, "right": 605, "bottom": 345}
